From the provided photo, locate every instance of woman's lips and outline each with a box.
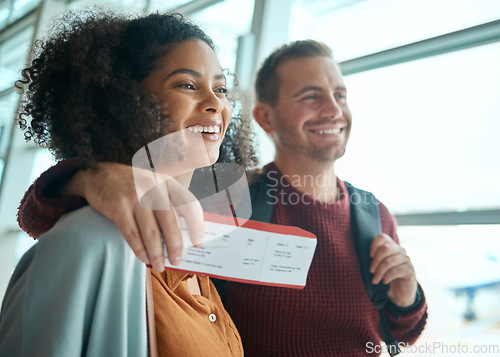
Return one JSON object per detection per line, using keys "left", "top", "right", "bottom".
{"left": 187, "top": 124, "right": 221, "bottom": 133}
{"left": 186, "top": 123, "right": 222, "bottom": 142}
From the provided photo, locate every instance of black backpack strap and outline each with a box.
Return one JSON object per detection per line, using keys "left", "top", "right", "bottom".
{"left": 211, "top": 278, "right": 230, "bottom": 303}
{"left": 212, "top": 171, "right": 275, "bottom": 300}
{"left": 345, "top": 182, "right": 401, "bottom": 356}
{"left": 248, "top": 171, "right": 275, "bottom": 223}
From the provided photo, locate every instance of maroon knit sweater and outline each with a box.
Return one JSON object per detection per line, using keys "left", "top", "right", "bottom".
{"left": 223, "top": 163, "right": 427, "bottom": 356}
{"left": 18, "top": 160, "right": 427, "bottom": 356}
{"left": 17, "top": 159, "right": 86, "bottom": 239}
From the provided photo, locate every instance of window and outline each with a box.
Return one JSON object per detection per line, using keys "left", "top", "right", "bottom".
{"left": 0, "top": 0, "right": 40, "bottom": 31}
{"left": 0, "top": 23, "right": 35, "bottom": 186}
{"left": 0, "top": 23, "right": 34, "bottom": 91}
{"left": 291, "top": 0, "right": 500, "bottom": 61}
{"left": 191, "top": 0, "right": 255, "bottom": 81}
{"left": 0, "top": 92, "right": 19, "bottom": 164}
{"left": 399, "top": 224, "right": 500, "bottom": 341}
{"left": 337, "top": 42, "right": 500, "bottom": 214}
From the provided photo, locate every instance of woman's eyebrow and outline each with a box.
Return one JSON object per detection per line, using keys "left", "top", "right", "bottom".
{"left": 167, "top": 68, "right": 226, "bottom": 81}
{"left": 167, "top": 68, "right": 201, "bottom": 78}
{"left": 215, "top": 73, "right": 226, "bottom": 81}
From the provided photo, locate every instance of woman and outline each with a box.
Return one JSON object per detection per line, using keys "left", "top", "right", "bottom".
{"left": 0, "top": 9, "right": 255, "bottom": 356}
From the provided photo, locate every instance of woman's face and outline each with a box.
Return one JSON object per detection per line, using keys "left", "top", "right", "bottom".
{"left": 141, "top": 39, "right": 231, "bottom": 166}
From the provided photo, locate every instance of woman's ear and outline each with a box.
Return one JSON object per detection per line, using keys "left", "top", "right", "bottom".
{"left": 253, "top": 102, "right": 274, "bottom": 134}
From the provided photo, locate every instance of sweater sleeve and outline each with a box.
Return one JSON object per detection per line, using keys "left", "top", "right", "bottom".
{"left": 17, "top": 158, "right": 88, "bottom": 239}
{"left": 379, "top": 202, "right": 428, "bottom": 345}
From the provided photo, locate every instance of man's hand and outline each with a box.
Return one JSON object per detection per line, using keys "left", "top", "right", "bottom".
{"left": 63, "top": 162, "right": 204, "bottom": 271}
{"left": 369, "top": 233, "right": 418, "bottom": 308}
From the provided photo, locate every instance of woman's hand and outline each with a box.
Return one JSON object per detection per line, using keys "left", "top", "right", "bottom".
{"left": 64, "top": 162, "right": 204, "bottom": 271}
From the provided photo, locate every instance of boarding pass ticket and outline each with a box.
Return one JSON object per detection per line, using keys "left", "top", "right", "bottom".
{"left": 163, "top": 213, "right": 317, "bottom": 289}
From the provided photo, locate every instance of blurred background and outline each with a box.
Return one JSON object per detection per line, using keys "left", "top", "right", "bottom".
{"left": 0, "top": 0, "right": 499, "bottom": 355}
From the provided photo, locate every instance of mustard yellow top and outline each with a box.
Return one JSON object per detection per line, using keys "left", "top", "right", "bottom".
{"left": 151, "top": 270, "right": 243, "bottom": 356}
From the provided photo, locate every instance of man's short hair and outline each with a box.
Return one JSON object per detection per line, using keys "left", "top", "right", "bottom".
{"left": 255, "top": 40, "right": 333, "bottom": 106}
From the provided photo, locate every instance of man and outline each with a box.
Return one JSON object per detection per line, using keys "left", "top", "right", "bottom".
{"left": 16, "top": 40, "right": 426, "bottom": 356}
{"left": 222, "top": 40, "right": 427, "bottom": 356}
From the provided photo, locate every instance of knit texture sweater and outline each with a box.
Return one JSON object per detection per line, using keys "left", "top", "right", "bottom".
{"left": 17, "top": 160, "right": 427, "bottom": 356}
{"left": 223, "top": 163, "right": 427, "bottom": 356}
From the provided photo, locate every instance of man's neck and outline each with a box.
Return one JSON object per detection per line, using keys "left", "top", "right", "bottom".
{"left": 273, "top": 153, "right": 339, "bottom": 203}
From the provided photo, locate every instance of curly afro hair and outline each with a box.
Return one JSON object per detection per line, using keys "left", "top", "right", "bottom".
{"left": 17, "top": 8, "right": 258, "bottom": 170}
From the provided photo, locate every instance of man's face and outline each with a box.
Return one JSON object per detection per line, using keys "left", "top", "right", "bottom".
{"left": 266, "top": 56, "right": 352, "bottom": 163}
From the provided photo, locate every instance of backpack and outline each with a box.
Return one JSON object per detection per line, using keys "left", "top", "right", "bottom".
{"left": 213, "top": 171, "right": 401, "bottom": 356}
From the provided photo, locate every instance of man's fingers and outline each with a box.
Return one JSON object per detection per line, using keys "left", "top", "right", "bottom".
{"left": 177, "top": 203, "right": 205, "bottom": 246}
{"left": 369, "top": 233, "right": 392, "bottom": 258}
{"left": 80, "top": 162, "right": 188, "bottom": 270}
{"left": 369, "top": 241, "right": 401, "bottom": 274}
{"left": 155, "top": 208, "right": 184, "bottom": 267}
{"left": 371, "top": 254, "right": 409, "bottom": 284}
{"left": 369, "top": 232, "right": 418, "bottom": 300}
{"left": 168, "top": 178, "right": 205, "bottom": 246}
{"left": 112, "top": 208, "right": 151, "bottom": 266}
{"left": 134, "top": 207, "right": 165, "bottom": 272}
{"left": 378, "top": 262, "right": 415, "bottom": 286}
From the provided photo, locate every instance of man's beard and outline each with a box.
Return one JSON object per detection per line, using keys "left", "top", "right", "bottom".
{"left": 273, "top": 112, "right": 347, "bottom": 162}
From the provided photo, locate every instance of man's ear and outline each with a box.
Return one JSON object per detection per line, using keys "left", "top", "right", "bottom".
{"left": 253, "top": 102, "right": 274, "bottom": 134}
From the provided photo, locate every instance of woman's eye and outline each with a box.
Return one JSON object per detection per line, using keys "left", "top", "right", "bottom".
{"left": 215, "top": 87, "right": 228, "bottom": 95}
{"left": 178, "top": 83, "right": 195, "bottom": 90}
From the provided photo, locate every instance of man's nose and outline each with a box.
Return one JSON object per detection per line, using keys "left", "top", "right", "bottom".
{"left": 320, "top": 94, "right": 343, "bottom": 119}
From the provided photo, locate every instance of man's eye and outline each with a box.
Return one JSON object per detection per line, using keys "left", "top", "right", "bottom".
{"left": 303, "top": 94, "right": 319, "bottom": 101}
{"left": 336, "top": 93, "right": 346, "bottom": 100}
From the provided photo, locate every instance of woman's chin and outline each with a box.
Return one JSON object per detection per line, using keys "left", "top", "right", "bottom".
{"left": 207, "top": 151, "right": 220, "bottom": 166}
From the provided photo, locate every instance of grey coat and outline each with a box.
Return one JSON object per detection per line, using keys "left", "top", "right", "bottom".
{"left": 0, "top": 206, "right": 148, "bottom": 356}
